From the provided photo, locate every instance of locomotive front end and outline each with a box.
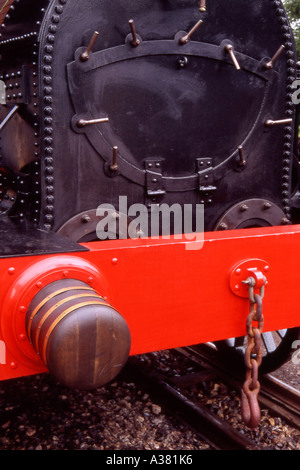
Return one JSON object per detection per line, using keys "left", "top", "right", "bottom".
{"left": 0, "top": 0, "right": 299, "bottom": 400}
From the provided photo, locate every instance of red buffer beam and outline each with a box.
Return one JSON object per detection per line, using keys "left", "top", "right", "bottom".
{"left": 0, "top": 224, "right": 300, "bottom": 383}
{"left": 78, "top": 225, "right": 300, "bottom": 354}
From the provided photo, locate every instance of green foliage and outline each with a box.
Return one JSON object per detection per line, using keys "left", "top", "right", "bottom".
{"left": 284, "top": 0, "right": 300, "bottom": 57}
{"left": 284, "top": 0, "right": 300, "bottom": 19}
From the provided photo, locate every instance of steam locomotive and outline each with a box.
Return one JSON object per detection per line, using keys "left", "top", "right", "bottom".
{"left": 0, "top": 0, "right": 299, "bottom": 391}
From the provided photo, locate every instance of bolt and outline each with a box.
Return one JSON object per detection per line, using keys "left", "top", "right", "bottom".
{"left": 240, "top": 204, "right": 248, "bottom": 212}
{"left": 242, "top": 277, "right": 256, "bottom": 287}
{"left": 219, "top": 223, "right": 228, "bottom": 230}
{"left": 177, "top": 56, "right": 188, "bottom": 68}
{"left": 81, "top": 214, "right": 91, "bottom": 223}
{"left": 263, "top": 202, "right": 272, "bottom": 210}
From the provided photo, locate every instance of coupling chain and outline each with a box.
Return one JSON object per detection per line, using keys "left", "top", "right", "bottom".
{"left": 241, "top": 276, "right": 265, "bottom": 429}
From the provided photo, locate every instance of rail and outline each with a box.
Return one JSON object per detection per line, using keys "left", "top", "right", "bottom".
{"left": 123, "top": 344, "right": 300, "bottom": 450}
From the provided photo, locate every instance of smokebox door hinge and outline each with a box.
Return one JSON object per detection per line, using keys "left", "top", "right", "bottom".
{"left": 197, "top": 158, "right": 217, "bottom": 193}
{"left": 145, "top": 159, "right": 166, "bottom": 197}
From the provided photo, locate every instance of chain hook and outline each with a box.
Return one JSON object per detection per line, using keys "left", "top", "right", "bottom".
{"left": 241, "top": 380, "right": 261, "bottom": 429}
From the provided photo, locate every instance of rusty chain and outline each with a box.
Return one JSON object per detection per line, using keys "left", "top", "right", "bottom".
{"left": 241, "top": 276, "right": 265, "bottom": 429}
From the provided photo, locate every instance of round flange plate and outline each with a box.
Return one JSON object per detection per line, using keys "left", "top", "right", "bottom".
{"left": 230, "top": 258, "right": 270, "bottom": 298}
{"left": 57, "top": 208, "right": 137, "bottom": 242}
{"left": 1, "top": 255, "right": 106, "bottom": 369}
{"left": 215, "top": 198, "right": 287, "bottom": 231}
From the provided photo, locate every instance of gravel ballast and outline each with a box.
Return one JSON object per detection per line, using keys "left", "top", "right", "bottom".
{"left": 0, "top": 349, "right": 299, "bottom": 451}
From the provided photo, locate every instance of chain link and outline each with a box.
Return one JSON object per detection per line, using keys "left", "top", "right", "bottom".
{"left": 241, "top": 278, "right": 265, "bottom": 429}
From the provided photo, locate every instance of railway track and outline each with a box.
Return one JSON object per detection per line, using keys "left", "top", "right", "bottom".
{"left": 181, "top": 344, "right": 300, "bottom": 430}
{"left": 123, "top": 344, "right": 300, "bottom": 450}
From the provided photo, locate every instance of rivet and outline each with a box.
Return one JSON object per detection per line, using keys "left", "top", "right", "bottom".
{"left": 264, "top": 266, "right": 270, "bottom": 273}
{"left": 51, "top": 15, "right": 60, "bottom": 23}
{"left": 18, "top": 334, "right": 26, "bottom": 341}
{"left": 10, "top": 362, "right": 17, "bottom": 369}
{"left": 45, "top": 214, "right": 53, "bottom": 223}
{"left": 48, "top": 25, "right": 57, "bottom": 33}
{"left": 235, "top": 269, "right": 241, "bottom": 276}
{"left": 46, "top": 205, "right": 54, "bottom": 213}
{"left": 234, "top": 284, "right": 240, "bottom": 291}
{"left": 87, "top": 276, "right": 94, "bottom": 284}
{"left": 44, "top": 55, "right": 53, "bottom": 64}
{"left": 63, "top": 270, "right": 69, "bottom": 277}
{"left": 36, "top": 281, "right": 43, "bottom": 288}
{"left": 19, "top": 305, "right": 26, "bottom": 313}
{"left": 8, "top": 267, "right": 15, "bottom": 275}
{"left": 112, "top": 258, "right": 118, "bottom": 265}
